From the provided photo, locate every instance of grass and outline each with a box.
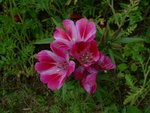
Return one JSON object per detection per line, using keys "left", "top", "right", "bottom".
{"left": 0, "top": 0, "right": 150, "bottom": 113}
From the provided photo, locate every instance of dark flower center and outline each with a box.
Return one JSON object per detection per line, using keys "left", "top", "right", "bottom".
{"left": 80, "top": 52, "right": 92, "bottom": 64}
{"left": 57, "top": 61, "right": 68, "bottom": 72}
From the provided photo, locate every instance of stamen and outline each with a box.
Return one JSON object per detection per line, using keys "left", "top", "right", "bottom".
{"left": 57, "top": 61, "right": 69, "bottom": 71}
{"left": 80, "top": 52, "right": 92, "bottom": 64}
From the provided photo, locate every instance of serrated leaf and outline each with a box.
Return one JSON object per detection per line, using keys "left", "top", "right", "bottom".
{"left": 125, "top": 74, "right": 135, "bottom": 88}
{"left": 34, "top": 38, "right": 54, "bottom": 44}
{"left": 123, "top": 92, "right": 135, "bottom": 105}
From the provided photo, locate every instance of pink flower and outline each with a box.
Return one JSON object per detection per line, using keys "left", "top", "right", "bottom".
{"left": 74, "top": 66, "right": 87, "bottom": 81}
{"left": 76, "top": 18, "right": 96, "bottom": 41}
{"left": 35, "top": 43, "right": 75, "bottom": 90}
{"left": 34, "top": 17, "right": 116, "bottom": 94}
{"left": 73, "top": 51, "right": 115, "bottom": 94}
{"left": 70, "top": 41, "right": 99, "bottom": 67}
{"left": 74, "top": 66, "right": 97, "bottom": 94}
{"left": 53, "top": 18, "right": 96, "bottom": 50}
{"left": 81, "top": 72, "right": 97, "bottom": 94}
{"left": 92, "top": 52, "right": 116, "bottom": 71}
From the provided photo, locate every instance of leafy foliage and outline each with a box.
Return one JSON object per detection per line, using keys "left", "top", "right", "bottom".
{"left": 0, "top": 0, "right": 150, "bottom": 112}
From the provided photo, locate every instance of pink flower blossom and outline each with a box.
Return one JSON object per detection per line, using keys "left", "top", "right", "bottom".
{"left": 81, "top": 72, "right": 97, "bottom": 94}
{"left": 73, "top": 51, "right": 116, "bottom": 94}
{"left": 34, "top": 17, "right": 116, "bottom": 94}
{"left": 70, "top": 41, "right": 99, "bottom": 67}
{"left": 74, "top": 66, "right": 86, "bottom": 81}
{"left": 53, "top": 18, "right": 96, "bottom": 50}
{"left": 74, "top": 66, "right": 97, "bottom": 94}
{"left": 92, "top": 52, "right": 116, "bottom": 71}
{"left": 35, "top": 43, "right": 75, "bottom": 90}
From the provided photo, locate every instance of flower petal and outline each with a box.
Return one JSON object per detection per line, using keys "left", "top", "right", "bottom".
{"left": 51, "top": 40, "right": 70, "bottom": 50}
{"left": 35, "top": 62, "right": 58, "bottom": 75}
{"left": 35, "top": 62, "right": 55, "bottom": 73}
{"left": 81, "top": 73, "right": 97, "bottom": 94}
{"left": 40, "top": 73, "right": 66, "bottom": 90}
{"left": 74, "top": 66, "right": 87, "bottom": 80}
{"left": 54, "top": 27, "right": 71, "bottom": 41}
{"left": 98, "top": 52, "right": 116, "bottom": 70}
{"left": 50, "top": 42, "right": 68, "bottom": 59}
{"left": 84, "top": 22, "right": 96, "bottom": 41}
{"left": 70, "top": 41, "right": 86, "bottom": 55}
{"left": 100, "top": 56, "right": 116, "bottom": 70}
{"left": 85, "top": 66, "right": 98, "bottom": 74}
{"left": 63, "top": 19, "right": 78, "bottom": 42}
{"left": 76, "top": 18, "right": 88, "bottom": 40}
{"left": 66, "top": 61, "right": 75, "bottom": 77}
{"left": 89, "top": 41, "right": 99, "bottom": 62}
{"left": 76, "top": 18, "right": 96, "bottom": 41}
{"left": 37, "top": 50, "right": 55, "bottom": 62}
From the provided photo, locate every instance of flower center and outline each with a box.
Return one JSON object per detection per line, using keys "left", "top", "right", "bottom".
{"left": 57, "top": 61, "right": 68, "bottom": 72}
{"left": 80, "top": 52, "right": 92, "bottom": 64}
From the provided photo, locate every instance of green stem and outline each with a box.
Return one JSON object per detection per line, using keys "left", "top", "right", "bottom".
{"left": 107, "top": 0, "right": 120, "bottom": 27}
{"left": 142, "top": 57, "right": 150, "bottom": 87}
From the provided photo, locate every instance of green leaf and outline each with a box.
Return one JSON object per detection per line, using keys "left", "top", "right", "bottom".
{"left": 124, "top": 93, "right": 135, "bottom": 105}
{"left": 74, "top": 0, "right": 78, "bottom": 5}
{"left": 66, "top": 0, "right": 72, "bottom": 5}
{"left": 144, "top": 104, "right": 150, "bottom": 113}
{"left": 103, "top": 104, "right": 119, "bottom": 113}
{"left": 125, "top": 74, "right": 135, "bottom": 89}
{"left": 117, "top": 72, "right": 125, "bottom": 78}
{"left": 34, "top": 38, "right": 54, "bottom": 44}
{"left": 0, "top": 0, "right": 3, "bottom": 3}
{"left": 115, "top": 38, "right": 147, "bottom": 44}
{"left": 131, "top": 63, "right": 137, "bottom": 72}
{"left": 96, "top": 25, "right": 104, "bottom": 37}
{"left": 108, "top": 49, "right": 115, "bottom": 64}
{"left": 127, "top": 106, "right": 142, "bottom": 113}
{"left": 118, "top": 63, "right": 128, "bottom": 71}
{"left": 51, "top": 17, "right": 62, "bottom": 27}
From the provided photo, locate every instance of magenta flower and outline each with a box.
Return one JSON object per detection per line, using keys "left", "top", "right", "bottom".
{"left": 76, "top": 18, "right": 96, "bottom": 41}
{"left": 81, "top": 72, "right": 97, "bottom": 94}
{"left": 34, "top": 17, "right": 116, "bottom": 94}
{"left": 74, "top": 66, "right": 87, "bottom": 81}
{"left": 70, "top": 41, "right": 99, "bottom": 67}
{"left": 35, "top": 43, "right": 75, "bottom": 90}
{"left": 74, "top": 66, "right": 97, "bottom": 94}
{"left": 53, "top": 18, "right": 96, "bottom": 50}
{"left": 92, "top": 52, "right": 116, "bottom": 71}
{"left": 73, "top": 51, "right": 116, "bottom": 94}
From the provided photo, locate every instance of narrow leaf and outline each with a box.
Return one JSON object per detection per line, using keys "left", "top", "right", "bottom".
{"left": 115, "top": 38, "right": 148, "bottom": 44}
{"left": 34, "top": 38, "right": 54, "bottom": 44}
{"left": 51, "top": 17, "right": 61, "bottom": 27}
{"left": 108, "top": 49, "right": 115, "bottom": 64}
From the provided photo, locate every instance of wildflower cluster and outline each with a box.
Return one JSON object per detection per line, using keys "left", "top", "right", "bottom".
{"left": 35, "top": 18, "right": 116, "bottom": 94}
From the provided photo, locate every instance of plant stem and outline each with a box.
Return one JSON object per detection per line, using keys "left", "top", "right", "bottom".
{"left": 106, "top": 0, "right": 120, "bottom": 27}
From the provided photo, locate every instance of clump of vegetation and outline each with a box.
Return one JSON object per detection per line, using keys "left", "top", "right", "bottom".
{"left": 0, "top": 0, "right": 150, "bottom": 113}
